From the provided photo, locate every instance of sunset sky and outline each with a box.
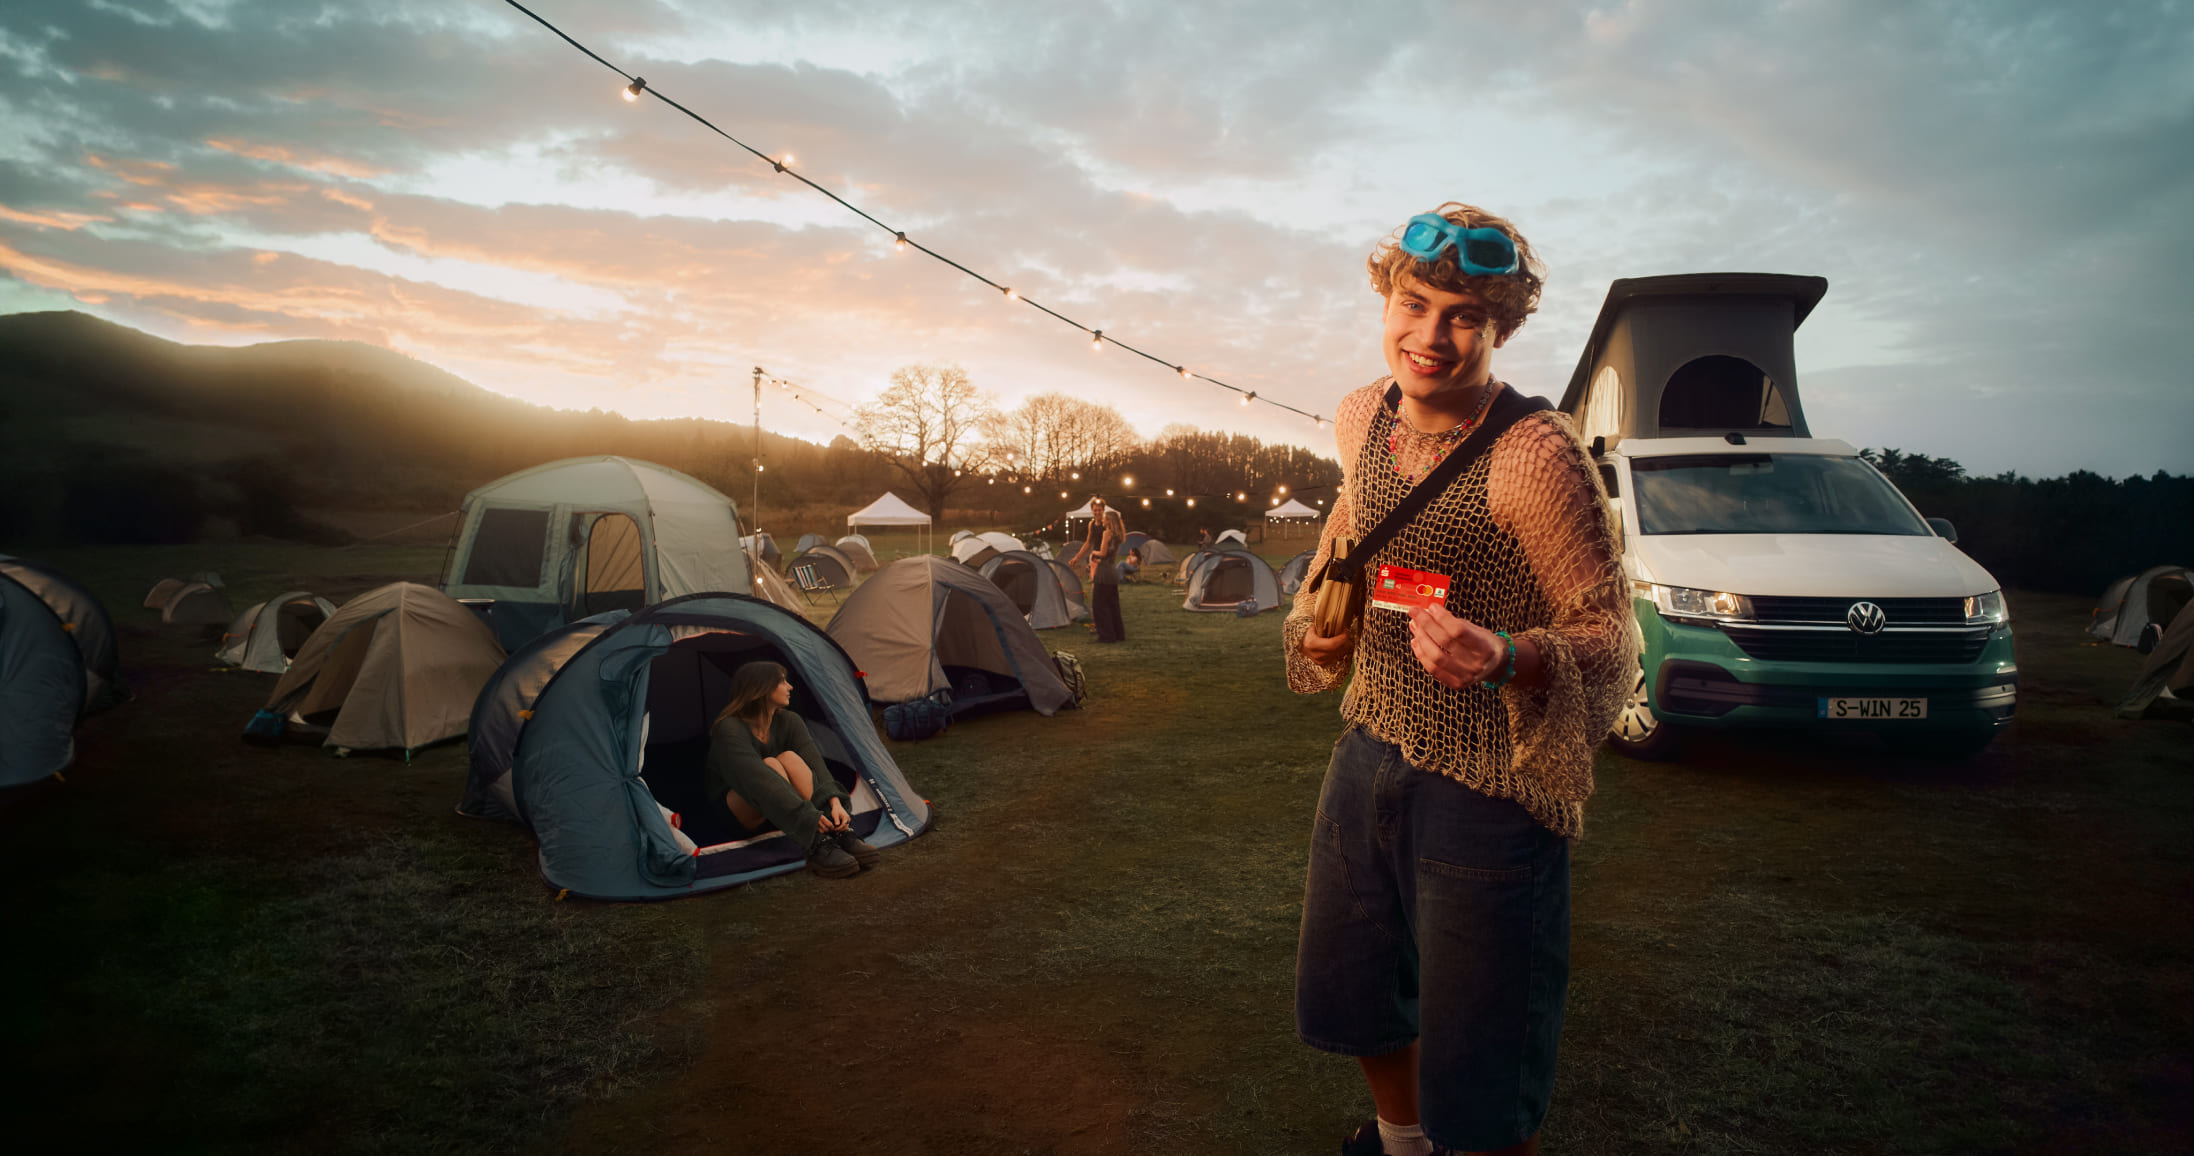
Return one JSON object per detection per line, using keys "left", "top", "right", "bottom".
{"left": 2, "top": 1, "right": 2188, "bottom": 476}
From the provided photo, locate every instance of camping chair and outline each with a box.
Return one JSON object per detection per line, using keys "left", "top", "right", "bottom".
{"left": 791, "top": 562, "right": 841, "bottom": 606}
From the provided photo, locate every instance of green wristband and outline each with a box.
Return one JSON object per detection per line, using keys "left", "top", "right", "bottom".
{"left": 1481, "top": 630, "right": 1517, "bottom": 689}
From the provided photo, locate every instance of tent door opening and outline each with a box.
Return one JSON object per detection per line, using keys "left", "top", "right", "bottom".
{"left": 274, "top": 598, "right": 327, "bottom": 658}
{"left": 572, "top": 512, "right": 647, "bottom": 617}
{"left": 636, "top": 631, "right": 882, "bottom": 876}
{"left": 1203, "top": 559, "right": 1254, "bottom": 604}
{"left": 994, "top": 561, "right": 1040, "bottom": 615}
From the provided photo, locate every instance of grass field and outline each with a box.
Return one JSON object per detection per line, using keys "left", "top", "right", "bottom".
{"left": 2, "top": 542, "right": 2189, "bottom": 1154}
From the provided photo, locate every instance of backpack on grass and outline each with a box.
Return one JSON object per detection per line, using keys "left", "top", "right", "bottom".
{"left": 882, "top": 689, "right": 953, "bottom": 741}
{"left": 1051, "top": 651, "right": 1087, "bottom": 707}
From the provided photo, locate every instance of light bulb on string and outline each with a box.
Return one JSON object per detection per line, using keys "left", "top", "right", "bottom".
{"left": 894, "top": 232, "right": 907, "bottom": 253}
{"left": 1165, "top": 488, "right": 1174, "bottom": 497}
{"left": 1023, "top": 486, "right": 1032, "bottom": 494}
{"left": 1187, "top": 498, "right": 1196, "bottom": 508}
{"left": 1140, "top": 498, "right": 1150, "bottom": 508}
{"left": 1177, "top": 366, "right": 1190, "bottom": 379}
{"left": 1279, "top": 485, "right": 1288, "bottom": 494}
{"left": 1071, "top": 472, "right": 1080, "bottom": 480}
{"left": 773, "top": 153, "right": 795, "bottom": 172}
{"left": 1239, "top": 391, "right": 1255, "bottom": 407}
{"left": 1122, "top": 476, "right": 1134, "bottom": 488}
{"left": 1002, "top": 287, "right": 1017, "bottom": 301}
{"left": 621, "top": 77, "right": 647, "bottom": 102}
{"left": 1089, "top": 330, "right": 1103, "bottom": 352}
{"left": 1059, "top": 491, "right": 1068, "bottom": 499}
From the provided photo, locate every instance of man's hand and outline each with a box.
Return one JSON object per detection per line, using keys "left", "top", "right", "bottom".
{"left": 1300, "top": 624, "right": 1355, "bottom": 666}
{"left": 1406, "top": 604, "right": 1508, "bottom": 689}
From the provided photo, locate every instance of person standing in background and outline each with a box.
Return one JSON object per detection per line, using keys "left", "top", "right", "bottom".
{"left": 1084, "top": 495, "right": 1127, "bottom": 643}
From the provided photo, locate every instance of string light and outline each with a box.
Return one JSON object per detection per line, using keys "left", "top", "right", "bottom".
{"left": 1122, "top": 475, "right": 1134, "bottom": 487}
{"left": 1141, "top": 497, "right": 1151, "bottom": 507}
{"left": 1187, "top": 498, "right": 1196, "bottom": 508}
{"left": 1165, "top": 488, "right": 1174, "bottom": 497}
{"left": 1023, "top": 485, "right": 1032, "bottom": 494}
{"left": 1090, "top": 330, "right": 1103, "bottom": 352}
{"left": 497, "top": 0, "right": 1334, "bottom": 427}
{"left": 1236, "top": 492, "right": 1246, "bottom": 501}
{"left": 1177, "top": 366, "right": 1190, "bottom": 379}
{"left": 894, "top": 232, "right": 907, "bottom": 252}
{"left": 1279, "top": 485, "right": 1289, "bottom": 494}
{"left": 1240, "top": 391, "right": 1256, "bottom": 407}
{"left": 1071, "top": 471, "right": 1080, "bottom": 480}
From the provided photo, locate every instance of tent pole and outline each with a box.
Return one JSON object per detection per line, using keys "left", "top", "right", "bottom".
{"left": 751, "top": 366, "right": 763, "bottom": 533}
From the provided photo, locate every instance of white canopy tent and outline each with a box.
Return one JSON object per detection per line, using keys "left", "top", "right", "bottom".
{"left": 1267, "top": 498, "right": 1321, "bottom": 520}
{"left": 847, "top": 492, "right": 932, "bottom": 556}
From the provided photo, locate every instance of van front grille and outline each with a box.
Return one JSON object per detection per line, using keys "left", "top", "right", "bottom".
{"left": 1749, "top": 596, "right": 1969, "bottom": 625}
{"left": 1719, "top": 625, "right": 1993, "bottom": 664}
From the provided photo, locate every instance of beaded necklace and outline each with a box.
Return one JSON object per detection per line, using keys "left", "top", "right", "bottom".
{"left": 1386, "top": 380, "right": 1498, "bottom": 484}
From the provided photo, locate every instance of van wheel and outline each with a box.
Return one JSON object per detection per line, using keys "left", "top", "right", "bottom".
{"left": 1608, "top": 662, "right": 1685, "bottom": 761}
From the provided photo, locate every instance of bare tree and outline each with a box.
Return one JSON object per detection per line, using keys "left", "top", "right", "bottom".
{"left": 854, "top": 363, "right": 996, "bottom": 520}
{"left": 982, "top": 392, "right": 1142, "bottom": 483}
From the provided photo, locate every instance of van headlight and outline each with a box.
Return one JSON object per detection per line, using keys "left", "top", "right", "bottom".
{"left": 1964, "top": 589, "right": 2008, "bottom": 625}
{"left": 1646, "top": 583, "right": 1754, "bottom": 623}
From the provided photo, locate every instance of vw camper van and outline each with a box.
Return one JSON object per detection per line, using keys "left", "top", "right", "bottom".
{"left": 1561, "top": 274, "right": 2017, "bottom": 759}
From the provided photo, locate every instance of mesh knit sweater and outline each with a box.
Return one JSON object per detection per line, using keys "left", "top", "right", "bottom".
{"left": 1283, "top": 378, "right": 1637, "bottom": 839}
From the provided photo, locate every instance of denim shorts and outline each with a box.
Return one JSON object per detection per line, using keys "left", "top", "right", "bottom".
{"left": 1296, "top": 726, "right": 1571, "bottom": 1151}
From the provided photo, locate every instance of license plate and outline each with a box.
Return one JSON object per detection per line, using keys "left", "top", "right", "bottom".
{"left": 1818, "top": 697, "right": 1928, "bottom": 719}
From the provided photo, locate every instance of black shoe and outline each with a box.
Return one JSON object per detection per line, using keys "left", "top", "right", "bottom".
{"left": 805, "top": 839, "right": 861, "bottom": 879}
{"left": 830, "top": 828, "right": 880, "bottom": 869}
{"left": 1340, "top": 1119, "right": 1382, "bottom": 1156}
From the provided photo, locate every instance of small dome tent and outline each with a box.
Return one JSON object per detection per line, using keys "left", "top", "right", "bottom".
{"left": 834, "top": 536, "right": 880, "bottom": 571}
{"left": 0, "top": 556, "right": 126, "bottom": 787}
{"left": 1182, "top": 548, "right": 1281, "bottom": 613}
{"left": 979, "top": 550, "right": 1085, "bottom": 629}
{"left": 144, "top": 571, "right": 224, "bottom": 610}
{"left": 740, "top": 532, "right": 783, "bottom": 572}
{"left": 1121, "top": 533, "right": 1176, "bottom": 567}
{"left": 950, "top": 530, "right": 976, "bottom": 545}
{"left": 952, "top": 537, "right": 1002, "bottom": 568}
{"left": 442, "top": 456, "right": 751, "bottom": 649}
{"left": 1279, "top": 549, "right": 1317, "bottom": 595}
{"left": 1214, "top": 529, "right": 1249, "bottom": 548}
{"left": 794, "top": 533, "right": 829, "bottom": 555}
{"left": 744, "top": 552, "right": 806, "bottom": 611}
{"left": 217, "top": 591, "right": 339, "bottom": 673}
{"left": 829, "top": 557, "right": 1074, "bottom": 719}
{"left": 162, "top": 581, "right": 232, "bottom": 626}
{"left": 1174, "top": 548, "right": 1219, "bottom": 585}
{"left": 2117, "top": 600, "right": 2194, "bottom": 719}
{"left": 460, "top": 595, "right": 929, "bottom": 899}
{"left": 1044, "top": 556, "right": 1089, "bottom": 610}
{"left": 1556, "top": 272, "right": 1825, "bottom": 448}
{"left": 2090, "top": 565, "right": 2194, "bottom": 648}
{"left": 254, "top": 583, "right": 506, "bottom": 754}
{"left": 790, "top": 544, "right": 860, "bottom": 590}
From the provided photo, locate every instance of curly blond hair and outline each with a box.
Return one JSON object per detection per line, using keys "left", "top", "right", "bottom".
{"left": 1367, "top": 202, "right": 1545, "bottom": 335}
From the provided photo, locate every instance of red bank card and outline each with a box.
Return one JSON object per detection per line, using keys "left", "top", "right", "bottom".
{"left": 1370, "top": 564, "right": 1453, "bottom": 613}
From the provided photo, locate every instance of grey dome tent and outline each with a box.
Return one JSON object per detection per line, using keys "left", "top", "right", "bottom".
{"left": 1044, "top": 557, "right": 1090, "bottom": 618}
{"left": 949, "top": 529, "right": 976, "bottom": 545}
{"left": 216, "top": 591, "right": 339, "bottom": 673}
{"left": 979, "top": 550, "right": 1085, "bottom": 629}
{"left": 794, "top": 533, "right": 829, "bottom": 555}
{"left": 790, "top": 544, "right": 859, "bottom": 590}
{"left": 442, "top": 456, "right": 751, "bottom": 650}
{"left": 1121, "top": 532, "right": 1176, "bottom": 567}
{"left": 1182, "top": 548, "right": 1281, "bottom": 613}
{"left": 834, "top": 536, "right": 880, "bottom": 571}
{"left": 828, "top": 557, "right": 1074, "bottom": 719}
{"left": 2090, "top": 565, "right": 2194, "bottom": 647}
{"left": 1214, "top": 529, "right": 1249, "bottom": 548}
{"left": 145, "top": 571, "right": 224, "bottom": 610}
{"left": 254, "top": 582, "right": 506, "bottom": 754}
{"left": 459, "top": 594, "right": 929, "bottom": 900}
{"left": 1278, "top": 549, "right": 1317, "bottom": 595}
{"left": 162, "top": 581, "right": 232, "bottom": 627}
{"left": 1, "top": 555, "right": 125, "bottom": 787}
{"left": 2117, "top": 599, "right": 2194, "bottom": 719}
{"left": 741, "top": 532, "right": 783, "bottom": 572}
{"left": 745, "top": 551, "right": 805, "bottom": 611}
{"left": 952, "top": 537, "right": 1002, "bottom": 568}
{"left": 1174, "top": 547, "right": 1219, "bottom": 585}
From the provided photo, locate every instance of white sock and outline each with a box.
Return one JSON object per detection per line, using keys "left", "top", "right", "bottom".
{"left": 1377, "top": 1116, "right": 1433, "bottom": 1156}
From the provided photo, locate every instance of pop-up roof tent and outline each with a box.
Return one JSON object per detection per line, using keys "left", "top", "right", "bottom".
{"left": 834, "top": 536, "right": 880, "bottom": 571}
{"left": 459, "top": 595, "right": 929, "bottom": 899}
{"left": 1182, "top": 547, "right": 1281, "bottom": 613}
{"left": 1558, "top": 273, "right": 1825, "bottom": 448}
{"left": 255, "top": 582, "right": 506, "bottom": 754}
{"left": 442, "top": 456, "right": 751, "bottom": 650}
{"left": 217, "top": 591, "right": 338, "bottom": 673}
{"left": 2090, "top": 565, "right": 2194, "bottom": 648}
{"left": 1279, "top": 549, "right": 1317, "bottom": 595}
{"left": 979, "top": 549, "right": 1086, "bottom": 629}
{"left": 790, "top": 544, "right": 859, "bottom": 589}
{"left": 1, "top": 555, "right": 125, "bottom": 787}
{"left": 829, "top": 557, "right": 1074, "bottom": 720}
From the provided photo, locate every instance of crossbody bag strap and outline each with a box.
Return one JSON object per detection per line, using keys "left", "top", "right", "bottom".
{"left": 1329, "top": 384, "right": 1551, "bottom": 583}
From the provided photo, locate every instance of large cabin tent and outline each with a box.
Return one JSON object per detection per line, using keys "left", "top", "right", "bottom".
{"left": 1558, "top": 273, "right": 1825, "bottom": 448}
{"left": 459, "top": 595, "right": 929, "bottom": 900}
{"left": 1, "top": 556, "right": 125, "bottom": 787}
{"left": 253, "top": 582, "right": 506, "bottom": 754}
{"left": 829, "top": 557, "right": 1074, "bottom": 719}
{"left": 216, "top": 591, "right": 338, "bottom": 673}
{"left": 1182, "top": 548, "right": 1281, "bottom": 613}
{"left": 442, "top": 456, "right": 751, "bottom": 649}
{"left": 979, "top": 550, "right": 1085, "bottom": 629}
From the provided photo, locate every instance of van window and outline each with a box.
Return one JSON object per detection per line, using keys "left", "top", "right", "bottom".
{"left": 1659, "top": 355, "right": 1793, "bottom": 431}
{"left": 1630, "top": 455, "right": 1929, "bottom": 536}
{"left": 461, "top": 507, "right": 550, "bottom": 587}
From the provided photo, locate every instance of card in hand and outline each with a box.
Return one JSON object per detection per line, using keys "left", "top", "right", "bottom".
{"left": 1370, "top": 564, "right": 1452, "bottom": 613}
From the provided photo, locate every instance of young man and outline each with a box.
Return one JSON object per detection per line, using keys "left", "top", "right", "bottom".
{"left": 1285, "top": 204, "right": 1636, "bottom": 1155}
{"left": 1083, "top": 495, "right": 1127, "bottom": 643}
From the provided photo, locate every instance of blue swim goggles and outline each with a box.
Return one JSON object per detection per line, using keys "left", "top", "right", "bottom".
{"left": 1397, "top": 214, "right": 1521, "bottom": 276}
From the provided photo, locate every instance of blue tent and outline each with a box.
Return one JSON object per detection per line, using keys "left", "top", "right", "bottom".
{"left": 460, "top": 593, "right": 930, "bottom": 900}
{"left": 0, "top": 555, "right": 125, "bottom": 787}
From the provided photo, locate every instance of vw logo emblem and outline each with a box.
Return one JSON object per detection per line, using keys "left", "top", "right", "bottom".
{"left": 1846, "top": 601, "right": 1886, "bottom": 634}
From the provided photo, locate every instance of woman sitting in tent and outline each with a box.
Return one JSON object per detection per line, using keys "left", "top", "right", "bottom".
{"left": 707, "top": 662, "right": 880, "bottom": 879}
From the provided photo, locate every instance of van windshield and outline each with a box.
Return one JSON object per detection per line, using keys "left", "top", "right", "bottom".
{"left": 1629, "top": 454, "right": 1931, "bottom": 536}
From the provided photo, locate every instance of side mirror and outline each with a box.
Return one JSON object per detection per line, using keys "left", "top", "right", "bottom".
{"left": 1926, "top": 517, "right": 1958, "bottom": 544}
